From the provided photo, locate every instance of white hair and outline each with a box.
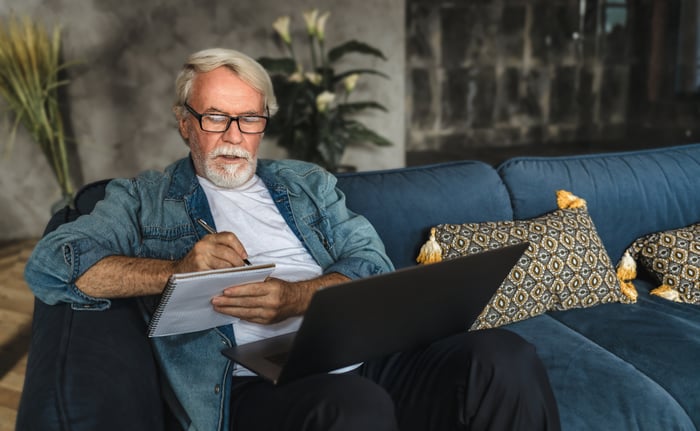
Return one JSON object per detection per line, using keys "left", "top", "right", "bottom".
{"left": 172, "top": 48, "right": 278, "bottom": 119}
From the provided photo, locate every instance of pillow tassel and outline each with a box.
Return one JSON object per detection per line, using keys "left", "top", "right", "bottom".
{"left": 616, "top": 251, "right": 637, "bottom": 281}
{"left": 616, "top": 251, "right": 638, "bottom": 303}
{"left": 556, "top": 190, "right": 587, "bottom": 209}
{"left": 650, "top": 285, "right": 682, "bottom": 302}
{"left": 417, "top": 227, "right": 442, "bottom": 264}
{"left": 619, "top": 281, "right": 638, "bottom": 303}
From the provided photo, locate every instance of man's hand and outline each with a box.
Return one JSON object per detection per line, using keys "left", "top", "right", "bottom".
{"left": 173, "top": 232, "right": 250, "bottom": 273}
{"left": 211, "top": 273, "right": 350, "bottom": 324}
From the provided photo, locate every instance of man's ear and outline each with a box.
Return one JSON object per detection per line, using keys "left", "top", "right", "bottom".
{"left": 177, "top": 116, "right": 189, "bottom": 142}
{"left": 173, "top": 105, "right": 189, "bottom": 142}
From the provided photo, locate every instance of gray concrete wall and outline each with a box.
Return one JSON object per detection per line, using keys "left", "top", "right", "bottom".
{"left": 0, "top": 0, "right": 405, "bottom": 240}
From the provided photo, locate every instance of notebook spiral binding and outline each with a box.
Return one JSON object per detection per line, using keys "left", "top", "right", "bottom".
{"left": 147, "top": 277, "right": 177, "bottom": 336}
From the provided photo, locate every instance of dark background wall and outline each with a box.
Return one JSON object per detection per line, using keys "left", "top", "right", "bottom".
{"left": 406, "top": 0, "right": 700, "bottom": 166}
{"left": 3, "top": 0, "right": 699, "bottom": 240}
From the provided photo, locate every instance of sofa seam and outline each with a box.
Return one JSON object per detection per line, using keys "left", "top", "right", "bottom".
{"left": 335, "top": 159, "right": 491, "bottom": 179}
{"left": 495, "top": 142, "right": 700, "bottom": 165}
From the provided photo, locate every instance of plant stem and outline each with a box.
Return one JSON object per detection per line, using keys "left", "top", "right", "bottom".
{"left": 308, "top": 34, "right": 318, "bottom": 71}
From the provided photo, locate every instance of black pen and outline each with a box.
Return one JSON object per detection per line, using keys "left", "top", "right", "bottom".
{"left": 197, "top": 218, "right": 252, "bottom": 266}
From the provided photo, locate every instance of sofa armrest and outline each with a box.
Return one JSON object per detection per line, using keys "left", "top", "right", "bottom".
{"left": 17, "top": 186, "right": 179, "bottom": 430}
{"left": 16, "top": 297, "right": 168, "bottom": 431}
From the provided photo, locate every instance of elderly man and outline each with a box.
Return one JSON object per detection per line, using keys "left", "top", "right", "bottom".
{"left": 25, "top": 48, "right": 560, "bottom": 431}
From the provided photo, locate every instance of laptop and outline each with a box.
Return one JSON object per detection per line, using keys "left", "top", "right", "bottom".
{"left": 221, "top": 242, "right": 528, "bottom": 385}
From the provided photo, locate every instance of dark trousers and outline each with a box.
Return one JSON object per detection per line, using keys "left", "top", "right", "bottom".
{"left": 229, "top": 329, "right": 561, "bottom": 431}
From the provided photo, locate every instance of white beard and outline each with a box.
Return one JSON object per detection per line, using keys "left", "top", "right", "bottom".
{"left": 202, "top": 147, "right": 257, "bottom": 188}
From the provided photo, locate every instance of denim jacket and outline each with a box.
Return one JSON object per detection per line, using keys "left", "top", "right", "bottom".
{"left": 25, "top": 156, "right": 394, "bottom": 431}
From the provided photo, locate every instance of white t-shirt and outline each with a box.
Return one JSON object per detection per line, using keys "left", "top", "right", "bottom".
{"left": 199, "top": 175, "right": 323, "bottom": 375}
{"left": 199, "top": 174, "right": 360, "bottom": 376}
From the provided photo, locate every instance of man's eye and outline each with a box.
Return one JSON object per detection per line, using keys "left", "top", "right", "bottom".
{"left": 240, "top": 116, "right": 263, "bottom": 124}
{"left": 204, "top": 115, "right": 228, "bottom": 124}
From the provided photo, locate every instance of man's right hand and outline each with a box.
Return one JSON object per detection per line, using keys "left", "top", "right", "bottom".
{"left": 174, "top": 232, "right": 250, "bottom": 273}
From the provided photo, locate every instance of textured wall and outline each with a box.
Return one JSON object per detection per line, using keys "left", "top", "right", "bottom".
{"left": 405, "top": 0, "right": 700, "bottom": 166}
{"left": 0, "top": 0, "right": 405, "bottom": 240}
{"left": 406, "top": 0, "right": 625, "bottom": 157}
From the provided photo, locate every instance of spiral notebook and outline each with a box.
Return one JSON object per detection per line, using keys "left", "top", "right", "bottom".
{"left": 148, "top": 263, "right": 276, "bottom": 337}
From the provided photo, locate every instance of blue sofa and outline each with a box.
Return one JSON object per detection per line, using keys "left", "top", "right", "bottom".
{"left": 18, "top": 144, "right": 700, "bottom": 430}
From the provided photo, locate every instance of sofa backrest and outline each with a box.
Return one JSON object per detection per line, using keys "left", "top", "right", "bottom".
{"left": 336, "top": 160, "right": 513, "bottom": 269}
{"left": 498, "top": 143, "right": 700, "bottom": 263}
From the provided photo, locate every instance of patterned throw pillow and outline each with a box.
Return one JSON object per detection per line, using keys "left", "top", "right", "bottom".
{"left": 417, "top": 190, "right": 634, "bottom": 330}
{"left": 621, "top": 223, "right": 700, "bottom": 304}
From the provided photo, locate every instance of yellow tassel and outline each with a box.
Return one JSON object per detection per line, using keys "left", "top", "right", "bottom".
{"left": 615, "top": 251, "right": 638, "bottom": 302}
{"left": 417, "top": 227, "right": 443, "bottom": 264}
{"left": 619, "top": 281, "right": 638, "bottom": 303}
{"left": 650, "top": 285, "right": 682, "bottom": 302}
{"left": 556, "top": 190, "right": 587, "bottom": 209}
{"left": 616, "top": 251, "right": 637, "bottom": 282}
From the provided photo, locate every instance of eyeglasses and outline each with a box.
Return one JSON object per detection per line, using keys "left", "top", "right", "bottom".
{"left": 184, "top": 103, "right": 269, "bottom": 134}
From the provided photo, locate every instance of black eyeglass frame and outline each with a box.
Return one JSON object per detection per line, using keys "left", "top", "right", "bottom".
{"left": 183, "top": 103, "right": 269, "bottom": 134}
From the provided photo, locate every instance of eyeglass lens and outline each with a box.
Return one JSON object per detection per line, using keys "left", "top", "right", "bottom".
{"left": 201, "top": 115, "right": 267, "bottom": 134}
{"left": 185, "top": 103, "right": 267, "bottom": 134}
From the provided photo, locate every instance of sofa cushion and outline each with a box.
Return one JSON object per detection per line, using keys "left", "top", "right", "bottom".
{"left": 337, "top": 160, "right": 513, "bottom": 269}
{"left": 506, "top": 315, "right": 696, "bottom": 430}
{"left": 624, "top": 223, "right": 700, "bottom": 304}
{"left": 544, "top": 278, "right": 700, "bottom": 428}
{"left": 17, "top": 298, "right": 168, "bottom": 431}
{"left": 421, "top": 191, "right": 630, "bottom": 329}
{"left": 498, "top": 143, "right": 700, "bottom": 264}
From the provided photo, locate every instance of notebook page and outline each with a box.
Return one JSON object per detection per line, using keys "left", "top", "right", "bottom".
{"left": 148, "top": 263, "right": 275, "bottom": 337}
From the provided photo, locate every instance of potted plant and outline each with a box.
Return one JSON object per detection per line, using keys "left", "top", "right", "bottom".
{"left": 258, "top": 9, "right": 392, "bottom": 172}
{"left": 0, "top": 15, "right": 75, "bottom": 208}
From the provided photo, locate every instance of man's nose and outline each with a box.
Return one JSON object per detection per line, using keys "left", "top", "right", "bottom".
{"left": 222, "top": 120, "right": 244, "bottom": 143}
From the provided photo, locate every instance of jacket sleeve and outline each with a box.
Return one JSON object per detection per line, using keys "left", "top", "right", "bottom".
{"left": 312, "top": 171, "right": 395, "bottom": 280}
{"left": 24, "top": 178, "right": 144, "bottom": 310}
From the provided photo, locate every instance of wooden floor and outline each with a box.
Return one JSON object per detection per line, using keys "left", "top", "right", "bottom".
{"left": 0, "top": 239, "right": 36, "bottom": 431}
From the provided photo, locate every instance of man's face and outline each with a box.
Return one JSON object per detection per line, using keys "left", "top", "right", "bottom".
{"left": 179, "top": 66, "right": 265, "bottom": 188}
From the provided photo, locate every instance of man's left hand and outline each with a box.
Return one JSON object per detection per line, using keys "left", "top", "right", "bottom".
{"left": 211, "top": 273, "right": 349, "bottom": 324}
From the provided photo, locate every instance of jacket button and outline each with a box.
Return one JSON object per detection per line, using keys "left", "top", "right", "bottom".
{"left": 214, "top": 384, "right": 221, "bottom": 394}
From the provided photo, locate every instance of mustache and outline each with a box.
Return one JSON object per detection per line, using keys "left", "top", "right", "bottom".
{"left": 209, "top": 147, "right": 253, "bottom": 161}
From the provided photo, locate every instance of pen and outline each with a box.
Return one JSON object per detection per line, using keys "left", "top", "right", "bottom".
{"left": 197, "top": 218, "right": 252, "bottom": 266}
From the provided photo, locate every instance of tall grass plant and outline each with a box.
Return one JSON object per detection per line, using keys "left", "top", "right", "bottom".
{"left": 0, "top": 15, "right": 74, "bottom": 199}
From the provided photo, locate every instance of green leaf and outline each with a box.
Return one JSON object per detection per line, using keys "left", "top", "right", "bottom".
{"left": 337, "top": 101, "right": 388, "bottom": 114}
{"left": 343, "top": 120, "right": 393, "bottom": 147}
{"left": 333, "top": 68, "right": 390, "bottom": 83}
{"left": 328, "top": 40, "right": 387, "bottom": 63}
{"left": 257, "top": 57, "right": 297, "bottom": 75}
